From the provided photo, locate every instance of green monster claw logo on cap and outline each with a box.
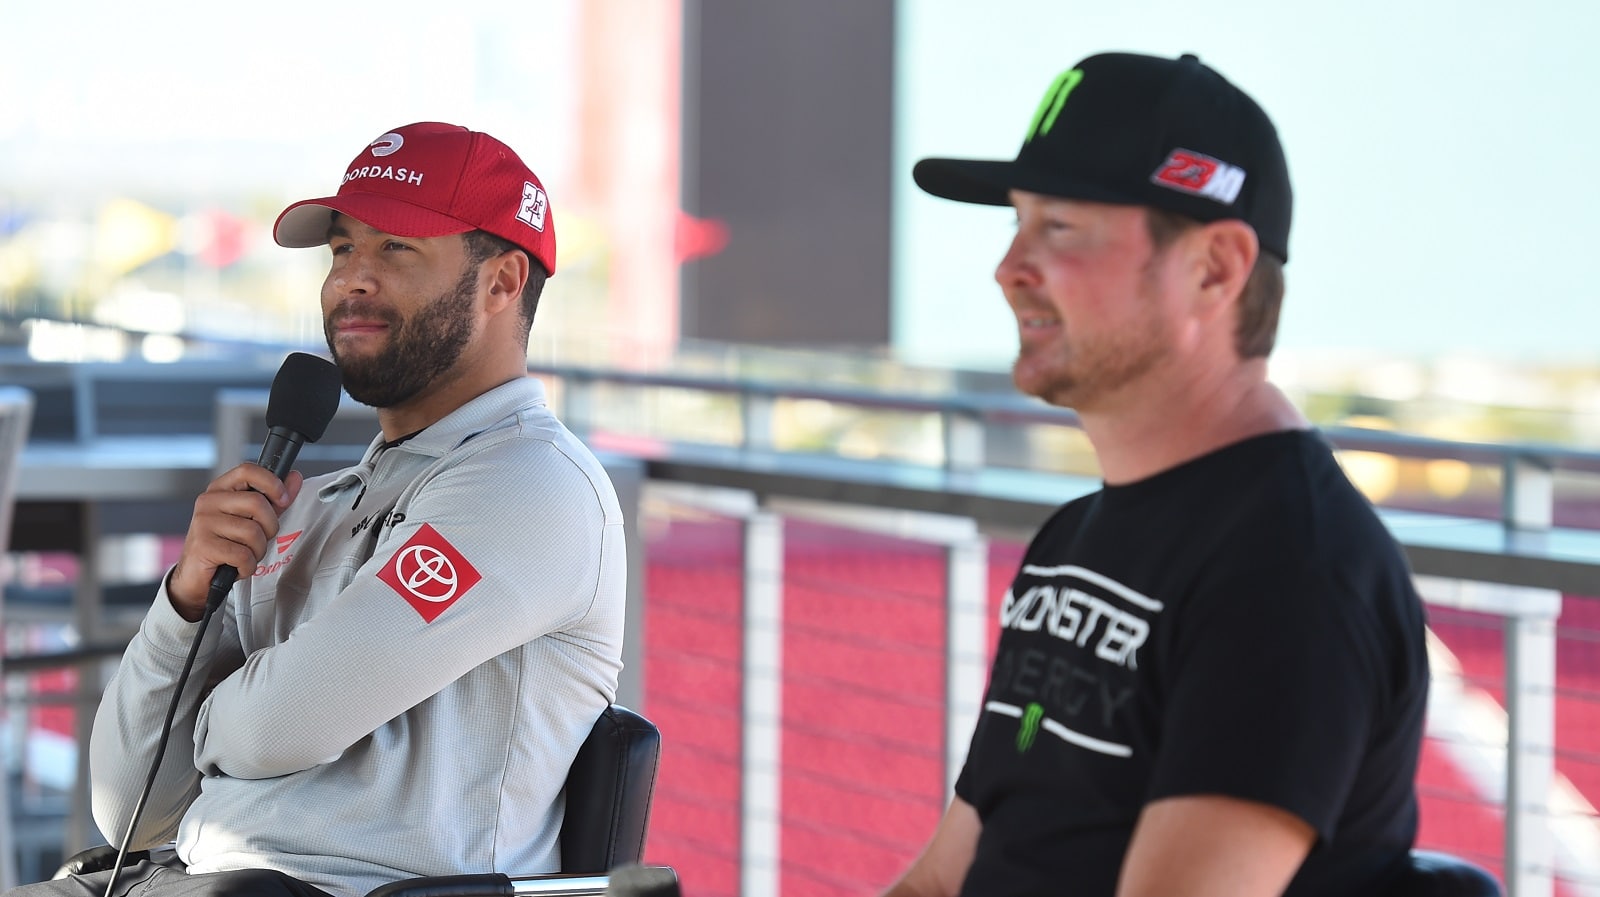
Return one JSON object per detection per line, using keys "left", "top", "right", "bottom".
{"left": 1024, "top": 68, "right": 1084, "bottom": 143}
{"left": 1017, "top": 701, "right": 1044, "bottom": 752}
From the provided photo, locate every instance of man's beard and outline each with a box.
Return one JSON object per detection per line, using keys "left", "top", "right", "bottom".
{"left": 1019, "top": 318, "right": 1169, "bottom": 411}
{"left": 1013, "top": 268, "right": 1174, "bottom": 412}
{"left": 325, "top": 265, "right": 477, "bottom": 409}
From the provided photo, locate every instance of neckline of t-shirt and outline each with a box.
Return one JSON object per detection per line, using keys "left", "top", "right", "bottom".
{"left": 1099, "top": 428, "right": 1317, "bottom": 498}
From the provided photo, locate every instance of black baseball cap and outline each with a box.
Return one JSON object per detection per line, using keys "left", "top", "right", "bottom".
{"left": 913, "top": 52, "right": 1292, "bottom": 262}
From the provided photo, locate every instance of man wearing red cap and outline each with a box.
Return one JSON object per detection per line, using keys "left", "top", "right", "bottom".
{"left": 16, "top": 123, "right": 624, "bottom": 897}
{"left": 884, "top": 54, "right": 1431, "bottom": 896}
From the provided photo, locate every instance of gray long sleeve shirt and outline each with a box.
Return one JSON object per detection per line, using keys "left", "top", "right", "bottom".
{"left": 89, "top": 377, "right": 625, "bottom": 897}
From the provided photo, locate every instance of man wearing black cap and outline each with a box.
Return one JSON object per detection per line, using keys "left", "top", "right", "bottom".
{"left": 12, "top": 123, "right": 625, "bottom": 897}
{"left": 885, "top": 53, "right": 1429, "bottom": 896}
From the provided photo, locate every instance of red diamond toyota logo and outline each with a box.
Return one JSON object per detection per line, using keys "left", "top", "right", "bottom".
{"left": 378, "top": 523, "right": 482, "bottom": 623}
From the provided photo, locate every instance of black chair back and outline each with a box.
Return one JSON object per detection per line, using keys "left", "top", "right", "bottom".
{"left": 560, "top": 705, "right": 662, "bottom": 873}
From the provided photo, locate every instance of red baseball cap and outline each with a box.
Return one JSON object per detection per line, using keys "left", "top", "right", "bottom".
{"left": 274, "top": 121, "right": 557, "bottom": 275}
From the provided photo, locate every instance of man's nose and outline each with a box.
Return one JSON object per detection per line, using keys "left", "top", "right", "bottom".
{"left": 995, "top": 234, "right": 1040, "bottom": 291}
{"left": 331, "top": 255, "right": 377, "bottom": 296}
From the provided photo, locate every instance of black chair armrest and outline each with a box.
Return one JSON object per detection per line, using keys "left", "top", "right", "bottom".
{"left": 364, "top": 873, "right": 514, "bottom": 897}
{"left": 370, "top": 872, "right": 673, "bottom": 897}
{"left": 53, "top": 846, "right": 148, "bottom": 879}
{"left": 364, "top": 866, "right": 677, "bottom": 897}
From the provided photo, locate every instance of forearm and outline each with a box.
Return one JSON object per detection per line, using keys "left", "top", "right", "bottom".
{"left": 192, "top": 444, "right": 620, "bottom": 778}
{"left": 194, "top": 525, "right": 618, "bottom": 779}
{"left": 89, "top": 584, "right": 232, "bottom": 848}
{"left": 189, "top": 600, "right": 491, "bottom": 779}
{"left": 883, "top": 796, "right": 980, "bottom": 897}
{"left": 882, "top": 877, "right": 953, "bottom": 897}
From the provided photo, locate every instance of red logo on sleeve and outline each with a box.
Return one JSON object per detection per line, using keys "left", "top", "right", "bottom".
{"left": 378, "top": 523, "right": 482, "bottom": 622}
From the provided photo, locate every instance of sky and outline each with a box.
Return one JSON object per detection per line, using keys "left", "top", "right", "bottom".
{"left": 892, "top": 0, "right": 1599, "bottom": 370}
{"left": 0, "top": 0, "right": 579, "bottom": 203}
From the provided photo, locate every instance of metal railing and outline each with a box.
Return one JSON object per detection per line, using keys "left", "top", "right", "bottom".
{"left": 6, "top": 360, "right": 1600, "bottom": 895}
{"left": 526, "top": 362, "right": 1599, "bottom": 897}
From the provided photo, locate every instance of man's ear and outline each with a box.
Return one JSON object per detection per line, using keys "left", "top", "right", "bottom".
{"left": 483, "top": 249, "right": 530, "bottom": 315}
{"left": 1194, "top": 219, "right": 1258, "bottom": 313}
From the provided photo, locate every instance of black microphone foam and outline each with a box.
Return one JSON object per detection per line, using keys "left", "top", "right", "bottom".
{"left": 208, "top": 352, "right": 343, "bottom": 607}
{"left": 266, "top": 351, "right": 344, "bottom": 442}
{"left": 256, "top": 353, "right": 343, "bottom": 481}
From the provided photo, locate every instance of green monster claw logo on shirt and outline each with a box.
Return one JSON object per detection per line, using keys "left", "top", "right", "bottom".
{"left": 1024, "top": 68, "right": 1084, "bottom": 143}
{"left": 1017, "top": 701, "right": 1045, "bottom": 752}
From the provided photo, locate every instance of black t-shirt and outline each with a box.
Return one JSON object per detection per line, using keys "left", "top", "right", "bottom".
{"left": 955, "top": 430, "right": 1429, "bottom": 897}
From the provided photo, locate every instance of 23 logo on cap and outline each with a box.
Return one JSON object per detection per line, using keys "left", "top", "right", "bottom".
{"left": 517, "top": 181, "right": 548, "bottom": 232}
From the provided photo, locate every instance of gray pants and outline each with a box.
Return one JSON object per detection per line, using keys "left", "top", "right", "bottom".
{"left": 7, "top": 858, "right": 335, "bottom": 897}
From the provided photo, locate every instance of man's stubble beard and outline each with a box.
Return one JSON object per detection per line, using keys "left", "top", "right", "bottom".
{"left": 1017, "top": 271, "right": 1175, "bottom": 412}
{"left": 326, "top": 265, "right": 478, "bottom": 409}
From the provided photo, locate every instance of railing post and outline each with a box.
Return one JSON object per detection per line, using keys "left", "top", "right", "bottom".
{"left": 1502, "top": 453, "right": 1557, "bottom": 897}
{"left": 741, "top": 388, "right": 775, "bottom": 453}
{"left": 1505, "top": 613, "right": 1558, "bottom": 897}
{"left": 1504, "top": 453, "right": 1554, "bottom": 531}
{"left": 942, "top": 408, "right": 985, "bottom": 474}
{"left": 742, "top": 509, "right": 783, "bottom": 897}
{"left": 944, "top": 533, "right": 988, "bottom": 797}
{"left": 67, "top": 501, "right": 102, "bottom": 858}
{"left": 606, "top": 458, "right": 648, "bottom": 712}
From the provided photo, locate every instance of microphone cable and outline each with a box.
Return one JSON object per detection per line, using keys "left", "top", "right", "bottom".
{"left": 100, "top": 577, "right": 233, "bottom": 897}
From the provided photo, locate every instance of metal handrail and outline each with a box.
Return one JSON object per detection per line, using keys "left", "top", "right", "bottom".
{"left": 10, "top": 359, "right": 1596, "bottom": 895}
{"left": 526, "top": 361, "right": 1600, "bottom": 480}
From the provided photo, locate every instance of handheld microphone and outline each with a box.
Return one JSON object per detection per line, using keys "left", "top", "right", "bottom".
{"left": 205, "top": 352, "right": 343, "bottom": 609}
{"left": 102, "top": 352, "right": 342, "bottom": 897}
{"left": 605, "top": 866, "right": 681, "bottom": 897}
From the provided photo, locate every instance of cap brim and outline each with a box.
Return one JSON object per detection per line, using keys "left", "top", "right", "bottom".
{"left": 912, "top": 158, "right": 1017, "bottom": 206}
{"left": 273, "top": 194, "right": 475, "bottom": 248}
{"left": 913, "top": 157, "right": 1148, "bottom": 209}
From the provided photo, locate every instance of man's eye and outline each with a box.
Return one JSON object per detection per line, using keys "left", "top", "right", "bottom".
{"left": 329, "top": 243, "right": 353, "bottom": 255}
{"left": 385, "top": 241, "right": 411, "bottom": 251}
